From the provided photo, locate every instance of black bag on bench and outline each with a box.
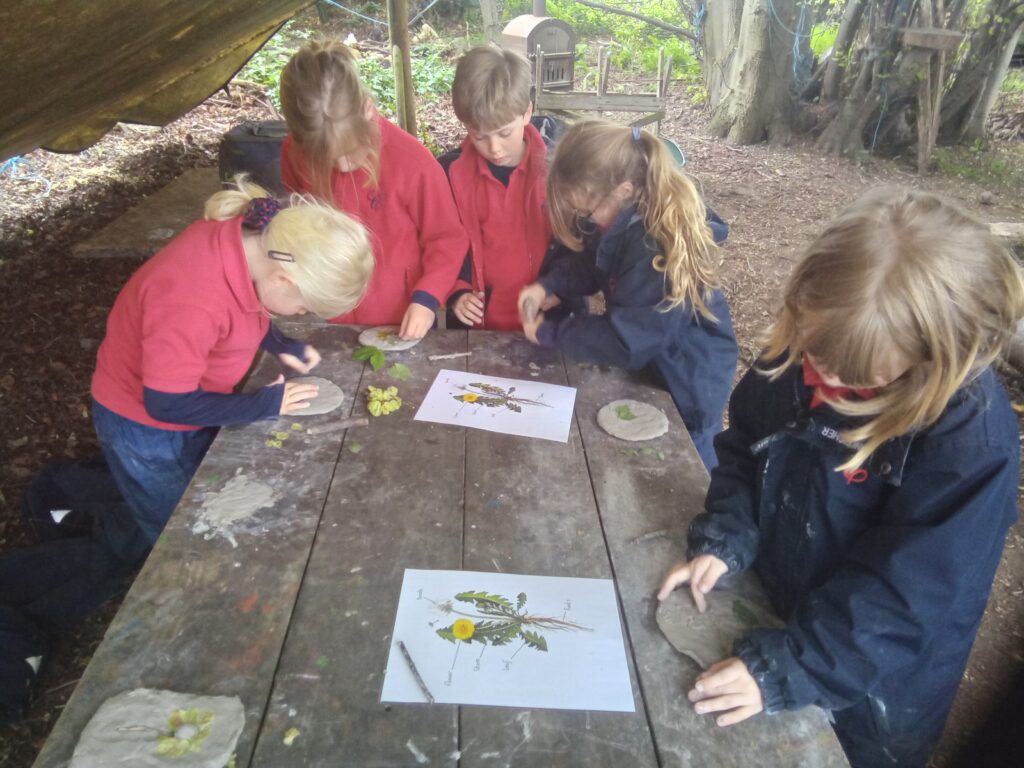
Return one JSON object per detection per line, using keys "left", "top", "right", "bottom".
{"left": 219, "top": 120, "right": 288, "bottom": 196}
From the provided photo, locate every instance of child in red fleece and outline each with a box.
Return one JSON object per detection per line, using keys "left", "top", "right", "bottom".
{"left": 439, "top": 46, "right": 550, "bottom": 331}
{"left": 279, "top": 39, "right": 467, "bottom": 339}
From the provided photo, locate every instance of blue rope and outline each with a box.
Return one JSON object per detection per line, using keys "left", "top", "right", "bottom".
{"left": 0, "top": 156, "right": 52, "bottom": 199}
{"left": 765, "top": 0, "right": 812, "bottom": 39}
{"left": 694, "top": 2, "right": 706, "bottom": 42}
{"left": 318, "top": 0, "right": 444, "bottom": 29}
{"left": 318, "top": 0, "right": 387, "bottom": 26}
{"left": 870, "top": 80, "right": 890, "bottom": 155}
{"left": 791, "top": 3, "right": 813, "bottom": 86}
{"left": 410, "top": 0, "right": 445, "bottom": 26}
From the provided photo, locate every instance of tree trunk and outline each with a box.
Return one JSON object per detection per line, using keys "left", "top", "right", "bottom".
{"left": 704, "top": 0, "right": 796, "bottom": 144}
{"left": 821, "top": 0, "right": 867, "bottom": 102}
{"left": 940, "top": 1, "right": 1024, "bottom": 143}
{"left": 479, "top": 0, "right": 503, "bottom": 44}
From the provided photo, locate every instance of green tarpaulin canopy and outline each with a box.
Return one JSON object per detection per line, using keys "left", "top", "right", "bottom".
{"left": 0, "top": 1, "right": 314, "bottom": 162}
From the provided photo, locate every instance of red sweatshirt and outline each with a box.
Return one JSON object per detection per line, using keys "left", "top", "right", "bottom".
{"left": 281, "top": 115, "right": 467, "bottom": 324}
{"left": 446, "top": 123, "right": 550, "bottom": 330}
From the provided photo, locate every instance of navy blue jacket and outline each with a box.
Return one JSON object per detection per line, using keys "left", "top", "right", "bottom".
{"left": 688, "top": 360, "right": 1020, "bottom": 767}
{"left": 535, "top": 207, "right": 737, "bottom": 469}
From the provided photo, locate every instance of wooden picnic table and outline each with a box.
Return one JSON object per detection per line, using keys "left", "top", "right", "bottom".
{"left": 34, "top": 325, "right": 847, "bottom": 768}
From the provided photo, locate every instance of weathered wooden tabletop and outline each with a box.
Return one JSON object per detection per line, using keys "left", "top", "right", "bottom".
{"left": 35, "top": 326, "right": 847, "bottom": 768}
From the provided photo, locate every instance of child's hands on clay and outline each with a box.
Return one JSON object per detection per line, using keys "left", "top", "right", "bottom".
{"left": 517, "top": 283, "right": 547, "bottom": 325}
{"left": 399, "top": 302, "right": 435, "bottom": 340}
{"left": 688, "top": 657, "right": 763, "bottom": 726}
{"left": 453, "top": 291, "right": 485, "bottom": 326}
{"left": 271, "top": 375, "right": 319, "bottom": 415}
{"left": 278, "top": 344, "right": 321, "bottom": 375}
{"left": 657, "top": 554, "right": 728, "bottom": 613}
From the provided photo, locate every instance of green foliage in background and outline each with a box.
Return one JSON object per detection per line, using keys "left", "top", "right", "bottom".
{"left": 809, "top": 23, "right": 839, "bottom": 58}
{"left": 235, "top": 20, "right": 313, "bottom": 109}
{"left": 543, "top": 0, "right": 701, "bottom": 82}
{"left": 1002, "top": 69, "right": 1024, "bottom": 94}
{"left": 235, "top": 21, "right": 455, "bottom": 121}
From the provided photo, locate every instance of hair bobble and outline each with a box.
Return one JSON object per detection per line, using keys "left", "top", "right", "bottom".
{"left": 242, "top": 197, "right": 283, "bottom": 232}
{"left": 632, "top": 127, "right": 642, "bottom": 142}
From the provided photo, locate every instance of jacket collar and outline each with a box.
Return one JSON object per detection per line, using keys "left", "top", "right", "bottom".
{"left": 594, "top": 205, "right": 644, "bottom": 271}
{"left": 786, "top": 363, "right": 912, "bottom": 485}
{"left": 458, "top": 122, "right": 546, "bottom": 182}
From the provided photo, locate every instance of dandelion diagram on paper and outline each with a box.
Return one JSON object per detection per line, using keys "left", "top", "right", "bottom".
{"left": 426, "top": 589, "right": 590, "bottom": 685}
{"left": 381, "top": 569, "right": 636, "bottom": 712}
{"left": 414, "top": 369, "right": 577, "bottom": 442}
{"left": 451, "top": 381, "right": 552, "bottom": 416}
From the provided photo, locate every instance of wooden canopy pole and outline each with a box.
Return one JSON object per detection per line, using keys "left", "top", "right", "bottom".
{"left": 386, "top": 0, "right": 417, "bottom": 136}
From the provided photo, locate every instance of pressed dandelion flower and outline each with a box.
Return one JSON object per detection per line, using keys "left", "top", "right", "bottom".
{"left": 452, "top": 618, "right": 476, "bottom": 640}
{"left": 156, "top": 708, "right": 214, "bottom": 757}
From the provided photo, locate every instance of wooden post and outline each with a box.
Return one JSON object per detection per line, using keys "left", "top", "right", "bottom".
{"left": 901, "top": 4, "right": 962, "bottom": 174}
{"left": 386, "top": 0, "right": 416, "bottom": 136}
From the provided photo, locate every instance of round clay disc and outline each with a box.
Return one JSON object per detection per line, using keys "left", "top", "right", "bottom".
{"left": 288, "top": 376, "right": 344, "bottom": 416}
{"left": 597, "top": 399, "right": 669, "bottom": 441}
{"left": 358, "top": 325, "right": 421, "bottom": 351}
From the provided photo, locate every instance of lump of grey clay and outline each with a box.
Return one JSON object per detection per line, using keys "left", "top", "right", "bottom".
{"left": 288, "top": 376, "right": 344, "bottom": 416}
{"left": 69, "top": 688, "right": 244, "bottom": 768}
{"left": 656, "top": 585, "right": 784, "bottom": 669}
{"left": 358, "top": 325, "right": 421, "bottom": 351}
{"left": 597, "top": 399, "right": 669, "bottom": 441}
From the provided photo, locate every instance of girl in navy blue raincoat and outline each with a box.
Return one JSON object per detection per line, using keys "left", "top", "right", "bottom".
{"left": 518, "top": 120, "right": 737, "bottom": 469}
{"left": 657, "top": 187, "right": 1024, "bottom": 768}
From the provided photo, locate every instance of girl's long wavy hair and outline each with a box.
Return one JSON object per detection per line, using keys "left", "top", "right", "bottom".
{"left": 280, "top": 39, "right": 380, "bottom": 202}
{"left": 546, "top": 120, "right": 719, "bottom": 320}
{"left": 205, "top": 175, "right": 374, "bottom": 319}
{"left": 762, "top": 186, "right": 1024, "bottom": 471}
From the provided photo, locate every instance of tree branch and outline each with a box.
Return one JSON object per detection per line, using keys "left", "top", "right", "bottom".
{"left": 572, "top": 0, "right": 698, "bottom": 42}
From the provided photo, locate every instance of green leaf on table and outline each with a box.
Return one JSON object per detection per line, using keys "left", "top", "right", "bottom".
{"left": 387, "top": 362, "right": 410, "bottom": 381}
{"left": 353, "top": 345, "right": 386, "bottom": 370}
{"left": 616, "top": 404, "right": 637, "bottom": 421}
{"left": 348, "top": 442, "right": 363, "bottom": 454}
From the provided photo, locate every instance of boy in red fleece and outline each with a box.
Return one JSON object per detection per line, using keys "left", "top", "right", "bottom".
{"left": 440, "top": 46, "right": 551, "bottom": 331}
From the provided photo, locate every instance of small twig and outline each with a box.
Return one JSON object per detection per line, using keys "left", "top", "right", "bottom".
{"left": 45, "top": 678, "right": 81, "bottom": 695}
{"left": 397, "top": 640, "right": 435, "bottom": 704}
{"left": 428, "top": 351, "right": 472, "bottom": 361}
{"left": 622, "top": 528, "right": 671, "bottom": 548}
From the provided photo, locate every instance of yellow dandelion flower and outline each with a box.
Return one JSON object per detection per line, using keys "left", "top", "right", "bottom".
{"left": 463, "top": 393, "right": 479, "bottom": 403}
{"left": 452, "top": 619, "right": 475, "bottom": 640}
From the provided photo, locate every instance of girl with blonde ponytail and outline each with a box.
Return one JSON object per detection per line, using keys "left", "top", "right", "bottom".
{"left": 91, "top": 175, "right": 373, "bottom": 554}
{"left": 658, "top": 187, "right": 1024, "bottom": 768}
{"left": 518, "top": 120, "right": 737, "bottom": 468}
{"left": 279, "top": 39, "right": 467, "bottom": 340}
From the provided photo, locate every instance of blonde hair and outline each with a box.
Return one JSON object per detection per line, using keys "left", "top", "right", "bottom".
{"left": 452, "top": 46, "right": 532, "bottom": 130}
{"left": 547, "top": 121, "right": 719, "bottom": 319}
{"left": 763, "top": 186, "right": 1024, "bottom": 471}
{"left": 205, "top": 176, "right": 374, "bottom": 319}
{"left": 279, "top": 39, "right": 380, "bottom": 201}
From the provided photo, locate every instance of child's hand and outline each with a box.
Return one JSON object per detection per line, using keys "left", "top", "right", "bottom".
{"left": 518, "top": 283, "right": 548, "bottom": 325}
{"left": 271, "top": 375, "right": 319, "bottom": 415}
{"left": 453, "top": 291, "right": 485, "bottom": 326}
{"left": 688, "top": 657, "right": 764, "bottom": 727}
{"left": 522, "top": 309, "right": 544, "bottom": 344}
{"left": 657, "top": 555, "right": 728, "bottom": 613}
{"left": 399, "top": 303, "right": 436, "bottom": 340}
{"left": 278, "top": 345, "right": 321, "bottom": 374}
